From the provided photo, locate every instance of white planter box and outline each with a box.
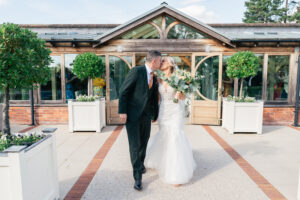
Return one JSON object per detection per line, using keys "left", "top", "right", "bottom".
{"left": 68, "top": 98, "right": 106, "bottom": 133}
{"left": 298, "top": 167, "right": 300, "bottom": 200}
{"left": 0, "top": 133, "right": 59, "bottom": 200}
{"left": 222, "top": 99, "right": 264, "bottom": 134}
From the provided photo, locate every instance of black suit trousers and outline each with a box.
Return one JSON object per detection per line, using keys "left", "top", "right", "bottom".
{"left": 125, "top": 112, "right": 151, "bottom": 181}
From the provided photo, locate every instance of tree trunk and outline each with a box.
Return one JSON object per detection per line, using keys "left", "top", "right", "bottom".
{"left": 285, "top": 0, "right": 289, "bottom": 23}
{"left": 3, "top": 86, "right": 11, "bottom": 135}
{"left": 234, "top": 78, "right": 238, "bottom": 96}
{"left": 239, "top": 78, "right": 244, "bottom": 98}
{"left": 88, "top": 77, "right": 93, "bottom": 96}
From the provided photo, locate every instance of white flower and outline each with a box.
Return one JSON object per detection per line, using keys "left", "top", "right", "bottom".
{"left": 1, "top": 134, "right": 7, "bottom": 140}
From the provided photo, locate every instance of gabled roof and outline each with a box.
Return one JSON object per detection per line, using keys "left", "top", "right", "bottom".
{"left": 94, "top": 3, "right": 233, "bottom": 47}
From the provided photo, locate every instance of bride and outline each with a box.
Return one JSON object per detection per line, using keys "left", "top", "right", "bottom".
{"left": 144, "top": 57, "right": 196, "bottom": 186}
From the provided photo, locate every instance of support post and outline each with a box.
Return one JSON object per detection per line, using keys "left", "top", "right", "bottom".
{"left": 294, "top": 55, "right": 300, "bottom": 126}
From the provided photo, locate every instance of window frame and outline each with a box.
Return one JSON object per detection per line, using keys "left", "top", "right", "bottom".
{"left": 263, "top": 53, "right": 292, "bottom": 105}
{"left": 223, "top": 52, "right": 294, "bottom": 105}
{"left": 38, "top": 54, "right": 65, "bottom": 104}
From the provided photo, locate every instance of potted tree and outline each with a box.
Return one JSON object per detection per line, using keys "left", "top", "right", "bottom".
{"left": 222, "top": 51, "right": 264, "bottom": 134}
{"left": 0, "top": 23, "right": 59, "bottom": 200}
{"left": 68, "top": 52, "right": 106, "bottom": 132}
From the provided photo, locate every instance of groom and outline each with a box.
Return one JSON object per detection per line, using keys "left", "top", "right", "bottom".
{"left": 119, "top": 50, "right": 161, "bottom": 191}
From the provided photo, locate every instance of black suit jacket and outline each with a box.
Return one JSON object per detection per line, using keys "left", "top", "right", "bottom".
{"left": 118, "top": 65, "right": 159, "bottom": 122}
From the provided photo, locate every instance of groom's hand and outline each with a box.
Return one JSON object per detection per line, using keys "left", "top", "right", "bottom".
{"left": 119, "top": 114, "right": 127, "bottom": 123}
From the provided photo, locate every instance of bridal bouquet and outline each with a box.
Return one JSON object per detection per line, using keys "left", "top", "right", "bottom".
{"left": 155, "top": 69, "right": 199, "bottom": 103}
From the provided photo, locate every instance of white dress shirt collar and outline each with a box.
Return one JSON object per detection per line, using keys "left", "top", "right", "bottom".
{"left": 145, "top": 64, "right": 153, "bottom": 74}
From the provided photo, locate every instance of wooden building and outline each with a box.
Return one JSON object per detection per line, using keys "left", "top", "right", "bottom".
{"left": 3, "top": 3, "right": 300, "bottom": 125}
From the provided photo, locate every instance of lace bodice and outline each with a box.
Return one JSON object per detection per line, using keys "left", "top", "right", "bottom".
{"left": 159, "top": 82, "right": 176, "bottom": 102}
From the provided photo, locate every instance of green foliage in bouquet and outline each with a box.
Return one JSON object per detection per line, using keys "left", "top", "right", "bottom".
{"left": 73, "top": 52, "right": 105, "bottom": 80}
{"left": 226, "top": 51, "right": 260, "bottom": 98}
{"left": 155, "top": 69, "right": 199, "bottom": 103}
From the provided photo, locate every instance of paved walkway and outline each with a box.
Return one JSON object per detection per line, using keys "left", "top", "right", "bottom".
{"left": 15, "top": 124, "right": 300, "bottom": 200}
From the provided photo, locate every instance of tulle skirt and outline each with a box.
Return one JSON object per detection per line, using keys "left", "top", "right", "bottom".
{"left": 144, "top": 100, "right": 196, "bottom": 184}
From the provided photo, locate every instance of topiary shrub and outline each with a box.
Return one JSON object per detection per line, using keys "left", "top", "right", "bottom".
{"left": 226, "top": 51, "right": 260, "bottom": 98}
{"left": 72, "top": 52, "right": 105, "bottom": 80}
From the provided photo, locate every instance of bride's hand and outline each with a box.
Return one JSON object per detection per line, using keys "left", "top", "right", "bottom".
{"left": 176, "top": 91, "right": 186, "bottom": 100}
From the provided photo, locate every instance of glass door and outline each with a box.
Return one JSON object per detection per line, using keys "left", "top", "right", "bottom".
{"left": 106, "top": 54, "right": 134, "bottom": 124}
{"left": 191, "top": 53, "right": 223, "bottom": 125}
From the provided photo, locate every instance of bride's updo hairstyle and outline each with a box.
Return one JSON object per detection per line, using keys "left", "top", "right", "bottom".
{"left": 165, "top": 57, "right": 176, "bottom": 73}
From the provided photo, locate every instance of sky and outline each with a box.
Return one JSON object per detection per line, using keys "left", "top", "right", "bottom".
{"left": 0, "top": 0, "right": 247, "bottom": 24}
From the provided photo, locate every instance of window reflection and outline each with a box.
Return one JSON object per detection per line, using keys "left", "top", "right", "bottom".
{"left": 242, "top": 55, "right": 263, "bottom": 99}
{"left": 195, "top": 56, "right": 219, "bottom": 100}
{"left": 168, "top": 24, "right": 207, "bottom": 39}
{"left": 136, "top": 55, "right": 146, "bottom": 66}
{"left": 65, "top": 54, "right": 88, "bottom": 100}
{"left": 152, "top": 16, "right": 162, "bottom": 28}
{"left": 120, "top": 23, "right": 160, "bottom": 39}
{"left": 222, "top": 56, "right": 234, "bottom": 97}
{"left": 93, "top": 56, "right": 106, "bottom": 97}
{"left": 41, "top": 56, "right": 62, "bottom": 100}
{"left": 267, "top": 55, "right": 290, "bottom": 101}
{"left": 109, "top": 56, "right": 131, "bottom": 100}
{"left": 0, "top": 89, "right": 29, "bottom": 103}
{"left": 166, "top": 15, "right": 176, "bottom": 27}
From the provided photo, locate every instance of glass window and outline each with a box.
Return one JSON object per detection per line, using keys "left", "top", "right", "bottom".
{"left": 167, "top": 24, "right": 208, "bottom": 39}
{"left": 195, "top": 56, "right": 219, "bottom": 100}
{"left": 166, "top": 15, "right": 176, "bottom": 27}
{"left": 0, "top": 89, "right": 29, "bottom": 103}
{"left": 267, "top": 55, "right": 290, "bottom": 101}
{"left": 240, "top": 54, "right": 263, "bottom": 99}
{"left": 65, "top": 54, "right": 88, "bottom": 100}
{"left": 171, "top": 56, "right": 191, "bottom": 72}
{"left": 109, "top": 56, "right": 131, "bottom": 100}
{"left": 41, "top": 55, "right": 62, "bottom": 100}
{"left": 135, "top": 55, "right": 146, "bottom": 66}
{"left": 120, "top": 23, "right": 160, "bottom": 39}
{"left": 93, "top": 56, "right": 106, "bottom": 97}
{"left": 152, "top": 16, "right": 162, "bottom": 28}
{"left": 222, "top": 56, "right": 234, "bottom": 97}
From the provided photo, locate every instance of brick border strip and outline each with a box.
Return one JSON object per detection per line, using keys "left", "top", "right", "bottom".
{"left": 19, "top": 125, "right": 39, "bottom": 133}
{"left": 64, "top": 125, "right": 123, "bottom": 200}
{"left": 288, "top": 125, "right": 300, "bottom": 132}
{"left": 202, "top": 125, "right": 286, "bottom": 200}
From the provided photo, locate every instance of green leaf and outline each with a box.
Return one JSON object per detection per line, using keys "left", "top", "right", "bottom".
{"left": 72, "top": 52, "right": 105, "bottom": 80}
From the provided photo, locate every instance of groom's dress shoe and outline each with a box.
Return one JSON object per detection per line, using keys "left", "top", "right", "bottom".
{"left": 134, "top": 180, "right": 143, "bottom": 191}
{"left": 142, "top": 168, "right": 146, "bottom": 174}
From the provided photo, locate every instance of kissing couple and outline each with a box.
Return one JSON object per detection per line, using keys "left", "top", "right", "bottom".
{"left": 119, "top": 50, "right": 196, "bottom": 191}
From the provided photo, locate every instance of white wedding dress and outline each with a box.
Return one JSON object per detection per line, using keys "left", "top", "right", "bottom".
{"left": 144, "top": 82, "right": 196, "bottom": 184}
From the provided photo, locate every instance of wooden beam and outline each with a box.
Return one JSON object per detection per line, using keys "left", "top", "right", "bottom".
{"left": 162, "top": 15, "right": 166, "bottom": 39}
{"left": 71, "top": 42, "right": 79, "bottom": 48}
{"left": 149, "top": 22, "right": 163, "bottom": 39}
{"left": 262, "top": 53, "right": 268, "bottom": 100}
{"left": 165, "top": 21, "right": 180, "bottom": 38}
{"left": 49, "top": 41, "right": 56, "bottom": 47}
{"left": 179, "top": 56, "right": 191, "bottom": 67}
{"left": 96, "top": 7, "right": 234, "bottom": 47}
{"left": 98, "top": 8, "right": 167, "bottom": 44}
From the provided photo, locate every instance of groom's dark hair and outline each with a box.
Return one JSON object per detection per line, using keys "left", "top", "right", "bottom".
{"left": 146, "top": 50, "right": 161, "bottom": 62}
